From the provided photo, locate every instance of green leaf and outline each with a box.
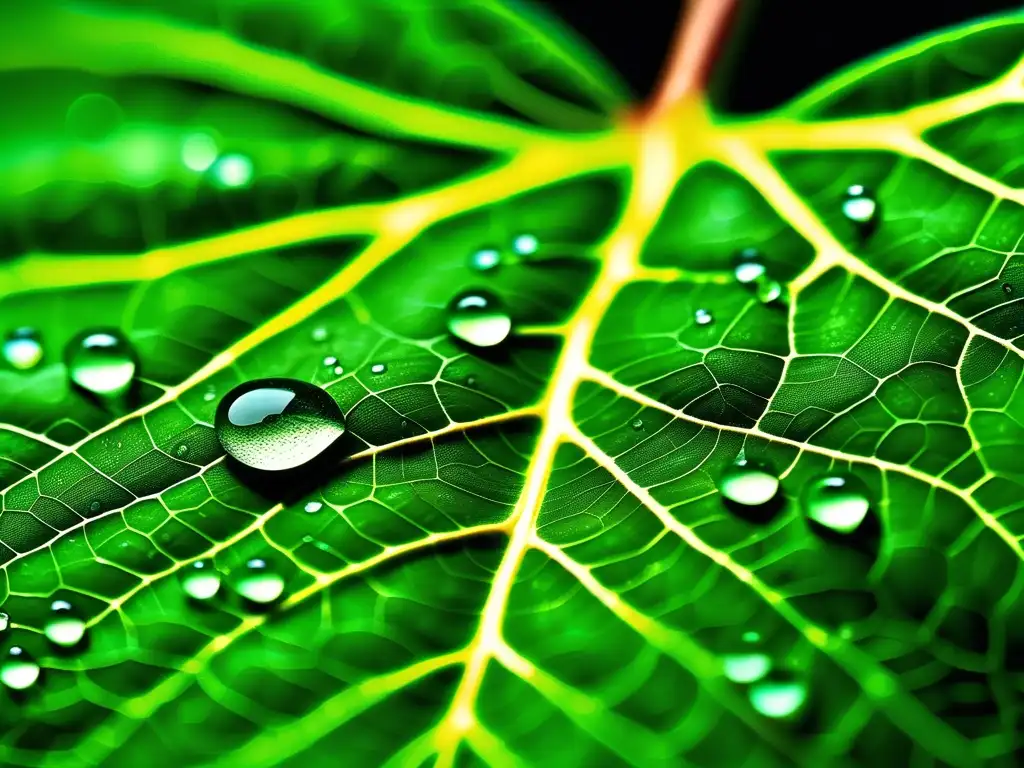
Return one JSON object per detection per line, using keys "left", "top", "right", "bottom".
{"left": 0, "top": 3, "right": 1022, "bottom": 767}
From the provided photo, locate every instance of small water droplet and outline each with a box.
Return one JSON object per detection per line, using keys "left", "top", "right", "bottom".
{"left": 88, "top": 501, "right": 101, "bottom": 514}
{"left": 215, "top": 378, "right": 346, "bottom": 472}
{"left": 749, "top": 679, "right": 808, "bottom": 718}
{"left": 203, "top": 389, "right": 217, "bottom": 402}
{"left": 181, "top": 561, "right": 222, "bottom": 601}
{"left": 3, "top": 328, "right": 43, "bottom": 371}
{"left": 232, "top": 558, "right": 285, "bottom": 604}
{"left": 733, "top": 248, "right": 766, "bottom": 284}
{"left": 448, "top": 290, "right": 512, "bottom": 348}
{"left": 842, "top": 184, "right": 878, "bottom": 228}
{"left": 323, "top": 356, "right": 337, "bottom": 367}
{"left": 175, "top": 444, "right": 189, "bottom": 459}
{"left": 0, "top": 612, "right": 9, "bottom": 632}
{"left": 44, "top": 600, "right": 86, "bottom": 648}
{"left": 213, "top": 153, "right": 253, "bottom": 188}
{"left": 333, "top": 365, "right": 344, "bottom": 376}
{"left": 512, "top": 234, "right": 538, "bottom": 256}
{"left": 631, "top": 418, "right": 644, "bottom": 431}
{"left": 370, "top": 363, "right": 387, "bottom": 375}
{"left": 694, "top": 308, "right": 714, "bottom": 326}
{"left": 1002, "top": 282, "right": 1014, "bottom": 295}
{"left": 470, "top": 248, "right": 501, "bottom": 271}
{"left": 311, "top": 327, "right": 328, "bottom": 342}
{"left": 66, "top": 329, "right": 136, "bottom": 399}
{"left": 719, "top": 459, "right": 779, "bottom": 507}
{"left": 757, "top": 279, "right": 783, "bottom": 304}
{"left": 1, "top": 647, "right": 40, "bottom": 691}
{"left": 304, "top": 501, "right": 323, "bottom": 514}
{"left": 802, "top": 474, "right": 870, "bottom": 534}
{"left": 466, "top": 375, "right": 477, "bottom": 388}
{"left": 724, "top": 653, "right": 772, "bottom": 683}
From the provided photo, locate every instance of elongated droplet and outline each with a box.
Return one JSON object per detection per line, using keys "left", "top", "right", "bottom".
{"left": 181, "top": 561, "right": 222, "bottom": 601}
{"left": 470, "top": 248, "right": 501, "bottom": 272}
{"left": 512, "top": 234, "right": 538, "bottom": 256}
{"left": 694, "top": 308, "right": 714, "bottom": 326}
{"left": 304, "top": 501, "right": 323, "bottom": 514}
{"left": 749, "top": 679, "right": 807, "bottom": 718}
{"left": 4, "top": 328, "right": 43, "bottom": 371}
{"left": 719, "top": 459, "right": 779, "bottom": 507}
{"left": 215, "top": 378, "right": 345, "bottom": 472}
{"left": 44, "top": 600, "right": 86, "bottom": 648}
{"left": 842, "top": 185, "right": 878, "bottom": 227}
{"left": 724, "top": 653, "right": 772, "bottom": 683}
{"left": 802, "top": 474, "right": 870, "bottom": 534}
{"left": 1, "top": 647, "right": 39, "bottom": 691}
{"left": 323, "top": 356, "right": 337, "bottom": 367}
{"left": 370, "top": 363, "right": 387, "bottom": 375}
{"left": 733, "top": 248, "right": 766, "bottom": 284}
{"left": 232, "top": 558, "right": 284, "bottom": 604}
{"left": 448, "top": 291, "right": 512, "bottom": 348}
{"left": 66, "top": 329, "right": 136, "bottom": 399}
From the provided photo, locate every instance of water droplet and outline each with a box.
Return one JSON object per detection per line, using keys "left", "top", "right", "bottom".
{"left": 802, "top": 474, "right": 870, "bottom": 534}
{"left": 842, "top": 184, "right": 878, "bottom": 228}
{"left": 724, "top": 653, "right": 772, "bottom": 683}
{"left": 66, "top": 329, "right": 136, "bottom": 399}
{"left": 304, "top": 501, "right": 323, "bottom": 514}
{"left": 448, "top": 291, "right": 512, "bottom": 348}
{"left": 181, "top": 133, "right": 218, "bottom": 172}
{"left": 749, "top": 679, "right": 808, "bottom": 718}
{"left": 512, "top": 234, "right": 538, "bottom": 256}
{"left": 88, "top": 501, "right": 101, "bottom": 514}
{"left": 757, "top": 279, "right": 783, "bottom": 304}
{"left": 694, "top": 308, "right": 714, "bottom": 326}
{"left": 719, "top": 459, "right": 779, "bottom": 507}
{"left": 470, "top": 248, "right": 501, "bottom": 271}
{"left": 215, "top": 378, "right": 346, "bottom": 472}
{"left": 631, "top": 418, "right": 644, "bottom": 431}
{"left": 733, "top": 248, "right": 766, "bottom": 284}
{"left": 232, "top": 558, "right": 285, "bottom": 604}
{"left": 311, "top": 327, "right": 328, "bottom": 342}
{"left": 466, "top": 375, "right": 477, "bottom": 388}
{"left": 1002, "top": 283, "right": 1014, "bottom": 295}
{"left": 213, "top": 153, "right": 253, "bottom": 188}
{"left": 3, "top": 328, "right": 43, "bottom": 371}
{"left": 43, "top": 600, "right": 86, "bottom": 648}
{"left": 1, "top": 647, "right": 40, "bottom": 691}
{"left": 333, "top": 365, "right": 344, "bottom": 376}
{"left": 203, "top": 388, "right": 217, "bottom": 402}
{"left": 370, "top": 363, "right": 387, "bottom": 375}
{"left": 323, "top": 356, "right": 337, "bottom": 367}
{"left": 66, "top": 93, "right": 122, "bottom": 142}
{"left": 0, "top": 612, "right": 9, "bottom": 632}
{"left": 181, "top": 561, "right": 221, "bottom": 601}
{"left": 175, "top": 444, "right": 190, "bottom": 459}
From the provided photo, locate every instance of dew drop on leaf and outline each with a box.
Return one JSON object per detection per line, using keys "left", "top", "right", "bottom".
{"left": 719, "top": 459, "right": 779, "bottom": 507}
{"left": 748, "top": 679, "right": 808, "bottom": 718}
{"left": 842, "top": 184, "right": 878, "bottom": 228}
{"left": 723, "top": 653, "right": 772, "bottom": 683}
{"left": 65, "top": 329, "right": 136, "bottom": 399}
{"left": 470, "top": 248, "right": 501, "bottom": 271}
{"left": 370, "top": 363, "right": 387, "bottom": 375}
{"left": 802, "top": 474, "right": 871, "bottom": 534}
{"left": 232, "top": 558, "right": 285, "bottom": 604}
{"left": 1, "top": 647, "right": 40, "bottom": 691}
{"left": 3, "top": 328, "right": 43, "bottom": 371}
{"left": 447, "top": 290, "right": 512, "bottom": 348}
{"left": 203, "top": 386, "right": 217, "bottom": 403}
{"left": 88, "top": 501, "right": 101, "bottom": 514}
{"left": 0, "top": 612, "right": 9, "bottom": 632}
{"left": 694, "top": 308, "right": 714, "bottom": 326}
{"left": 757, "top": 279, "right": 783, "bottom": 304}
{"left": 733, "top": 248, "right": 766, "bottom": 284}
{"left": 512, "top": 233, "right": 538, "bottom": 256}
{"left": 304, "top": 501, "right": 323, "bottom": 514}
{"left": 311, "top": 327, "right": 328, "bottom": 342}
{"left": 175, "top": 444, "right": 189, "bottom": 459}
{"left": 323, "top": 356, "right": 337, "bottom": 367}
{"left": 180, "top": 561, "right": 221, "bottom": 601}
{"left": 333, "top": 365, "right": 344, "bottom": 376}
{"left": 631, "top": 418, "right": 644, "bottom": 431}
{"left": 215, "top": 378, "right": 346, "bottom": 472}
{"left": 1002, "top": 282, "right": 1014, "bottom": 295}
{"left": 43, "top": 600, "right": 86, "bottom": 648}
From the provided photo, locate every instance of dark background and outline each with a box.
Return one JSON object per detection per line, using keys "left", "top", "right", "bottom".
{"left": 542, "top": 0, "right": 1023, "bottom": 112}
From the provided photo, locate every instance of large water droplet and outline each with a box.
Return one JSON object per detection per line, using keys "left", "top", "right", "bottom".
{"left": 842, "top": 185, "right": 878, "bottom": 229}
{"left": 448, "top": 291, "right": 512, "bottom": 349}
{"left": 215, "top": 378, "right": 345, "bottom": 472}
{"left": 1, "top": 647, "right": 39, "bottom": 691}
{"left": 749, "top": 679, "right": 808, "bottom": 718}
{"left": 470, "top": 248, "right": 501, "bottom": 272}
{"left": 512, "top": 234, "right": 538, "bottom": 256}
{"left": 3, "top": 328, "right": 43, "bottom": 371}
{"left": 719, "top": 459, "right": 779, "bottom": 507}
{"left": 66, "top": 330, "right": 136, "bottom": 399}
{"left": 232, "top": 558, "right": 284, "bottom": 604}
{"left": 181, "top": 561, "right": 222, "bottom": 601}
{"left": 724, "top": 653, "right": 772, "bottom": 683}
{"left": 733, "top": 248, "right": 766, "bottom": 284}
{"left": 802, "top": 474, "right": 870, "bottom": 534}
{"left": 44, "top": 600, "right": 86, "bottom": 648}
{"left": 694, "top": 309, "right": 714, "bottom": 326}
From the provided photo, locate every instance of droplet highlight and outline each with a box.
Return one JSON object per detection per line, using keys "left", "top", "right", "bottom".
{"left": 3, "top": 328, "right": 43, "bottom": 371}
{"left": 213, "top": 153, "right": 253, "bottom": 188}
{"left": 719, "top": 459, "right": 779, "bottom": 507}
{"left": 304, "top": 501, "right": 323, "bottom": 514}
{"left": 470, "top": 248, "right": 501, "bottom": 271}
{"left": 44, "top": 600, "right": 86, "bottom": 648}
{"left": 370, "top": 363, "right": 387, "bottom": 375}
{"left": 1, "top": 647, "right": 40, "bottom": 691}
{"left": 512, "top": 234, "right": 538, "bottom": 256}
{"left": 181, "top": 561, "right": 222, "bottom": 601}
{"left": 694, "top": 308, "right": 714, "bottom": 326}
{"left": 448, "top": 291, "right": 512, "bottom": 349}
{"left": 232, "top": 558, "right": 285, "bottom": 604}
{"left": 802, "top": 474, "right": 871, "bottom": 534}
{"left": 842, "top": 184, "right": 878, "bottom": 228}
{"left": 724, "top": 653, "right": 772, "bottom": 684}
{"left": 733, "top": 248, "right": 766, "bottom": 284}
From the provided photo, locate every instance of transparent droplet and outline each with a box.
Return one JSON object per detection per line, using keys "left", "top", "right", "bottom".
{"left": 88, "top": 501, "right": 101, "bottom": 514}
{"left": 232, "top": 558, "right": 285, "bottom": 604}
{"left": 802, "top": 474, "right": 870, "bottom": 534}
{"left": 749, "top": 679, "right": 808, "bottom": 718}
{"left": 3, "top": 328, "right": 43, "bottom": 371}
{"left": 631, "top": 418, "right": 644, "bottom": 431}
{"left": 512, "top": 234, "right": 538, "bottom": 256}
{"left": 43, "top": 600, "right": 86, "bottom": 648}
{"left": 694, "top": 308, "right": 714, "bottom": 326}
{"left": 181, "top": 561, "right": 222, "bottom": 601}
{"left": 333, "top": 365, "right": 344, "bottom": 376}
{"left": 1, "top": 647, "right": 40, "bottom": 691}
{"left": 203, "top": 388, "right": 217, "bottom": 402}
{"left": 724, "top": 653, "right": 772, "bottom": 683}
{"left": 0, "top": 612, "right": 9, "bottom": 632}
{"left": 323, "top": 356, "right": 337, "bottom": 367}
{"left": 213, "top": 153, "right": 253, "bottom": 188}
{"left": 370, "top": 363, "right": 387, "bottom": 375}
{"left": 1002, "top": 283, "right": 1014, "bottom": 295}
{"left": 215, "top": 378, "right": 346, "bottom": 472}
{"left": 448, "top": 291, "right": 512, "bottom": 348}
{"left": 175, "top": 444, "right": 190, "bottom": 459}
{"left": 311, "top": 327, "right": 329, "bottom": 342}
{"left": 757, "top": 279, "right": 783, "bottom": 304}
{"left": 66, "top": 93, "right": 122, "bottom": 142}
{"left": 66, "top": 329, "right": 136, "bottom": 399}
{"left": 719, "top": 459, "right": 779, "bottom": 507}
{"left": 470, "top": 248, "right": 501, "bottom": 271}
{"left": 733, "top": 248, "right": 766, "bottom": 284}
{"left": 842, "top": 185, "right": 878, "bottom": 227}
{"left": 304, "top": 501, "right": 323, "bottom": 514}
{"left": 181, "top": 133, "right": 218, "bottom": 172}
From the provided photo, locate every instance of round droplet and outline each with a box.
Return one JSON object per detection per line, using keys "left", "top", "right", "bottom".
{"left": 512, "top": 234, "right": 538, "bottom": 256}
{"left": 470, "top": 248, "right": 501, "bottom": 271}
{"left": 757, "top": 279, "right": 783, "bottom": 304}
{"left": 175, "top": 444, "right": 189, "bottom": 459}
{"left": 370, "top": 363, "right": 387, "bottom": 375}
{"left": 631, "top": 418, "right": 644, "bottom": 431}
{"left": 181, "top": 561, "right": 222, "bottom": 601}
{"left": 447, "top": 291, "right": 512, "bottom": 349}
{"left": 88, "top": 501, "right": 101, "bottom": 514}
{"left": 232, "top": 558, "right": 284, "bottom": 604}
{"left": 749, "top": 679, "right": 808, "bottom": 718}
{"left": 215, "top": 378, "right": 346, "bottom": 472}
{"left": 181, "top": 133, "right": 218, "bottom": 172}
{"left": 323, "top": 356, "right": 337, "bottom": 367}
{"left": 311, "top": 327, "right": 329, "bottom": 342}
{"left": 733, "top": 248, "right": 766, "bottom": 284}
{"left": 44, "top": 600, "right": 86, "bottom": 648}
{"left": 0, "top": 612, "right": 9, "bottom": 632}
{"left": 304, "top": 501, "right": 323, "bottom": 514}
{"left": 1002, "top": 283, "right": 1014, "bottom": 295}
{"left": 719, "top": 459, "right": 779, "bottom": 507}
{"left": 802, "top": 474, "right": 871, "bottom": 534}
{"left": 842, "top": 184, "right": 878, "bottom": 227}
{"left": 724, "top": 653, "right": 772, "bottom": 684}
{"left": 213, "top": 153, "right": 253, "bottom": 188}
{"left": 1, "top": 647, "right": 40, "bottom": 691}
{"left": 66, "top": 330, "right": 136, "bottom": 399}
{"left": 66, "top": 93, "right": 122, "bottom": 142}
{"left": 333, "top": 365, "right": 344, "bottom": 376}
{"left": 3, "top": 328, "right": 43, "bottom": 371}
{"left": 694, "top": 308, "right": 714, "bottom": 326}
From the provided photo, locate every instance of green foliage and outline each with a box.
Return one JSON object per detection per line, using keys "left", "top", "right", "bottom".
{"left": 0, "top": 2, "right": 1023, "bottom": 766}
